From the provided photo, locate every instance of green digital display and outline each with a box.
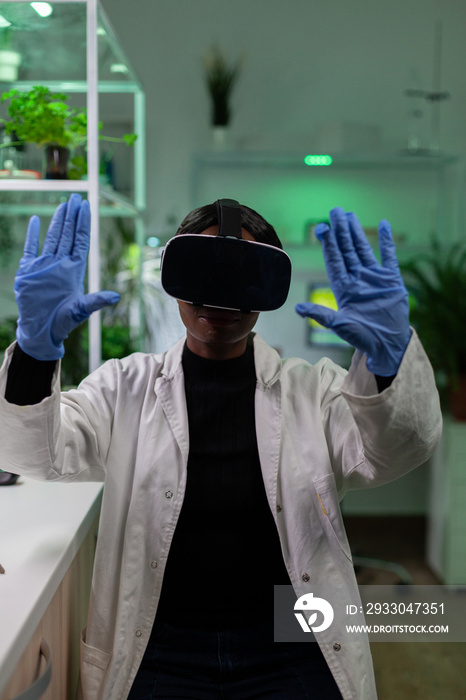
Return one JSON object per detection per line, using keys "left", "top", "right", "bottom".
{"left": 304, "top": 155, "right": 333, "bottom": 166}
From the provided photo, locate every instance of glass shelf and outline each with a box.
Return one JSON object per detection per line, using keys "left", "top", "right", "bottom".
{"left": 0, "top": 184, "right": 139, "bottom": 215}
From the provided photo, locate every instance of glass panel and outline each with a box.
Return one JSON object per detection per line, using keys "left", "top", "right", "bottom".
{"left": 0, "top": 2, "right": 87, "bottom": 82}
{"left": 97, "top": 4, "right": 140, "bottom": 85}
{"left": 97, "top": 214, "right": 138, "bottom": 374}
{"left": 0, "top": 1, "right": 139, "bottom": 84}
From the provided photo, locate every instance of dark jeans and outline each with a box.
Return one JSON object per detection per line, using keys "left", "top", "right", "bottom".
{"left": 127, "top": 621, "right": 343, "bottom": 700}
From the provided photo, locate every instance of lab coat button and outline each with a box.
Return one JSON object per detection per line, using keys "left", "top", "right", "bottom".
{"left": 333, "top": 642, "right": 341, "bottom": 652}
{"left": 276, "top": 504, "right": 282, "bottom": 513}
{"left": 151, "top": 560, "right": 158, "bottom": 569}
{"left": 165, "top": 490, "right": 173, "bottom": 499}
{"left": 302, "top": 573, "right": 310, "bottom": 582}
{"left": 135, "top": 630, "right": 142, "bottom": 638}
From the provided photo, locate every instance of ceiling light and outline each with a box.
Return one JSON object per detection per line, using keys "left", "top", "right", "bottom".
{"left": 0, "top": 14, "right": 12, "bottom": 28}
{"left": 30, "top": 3, "right": 53, "bottom": 18}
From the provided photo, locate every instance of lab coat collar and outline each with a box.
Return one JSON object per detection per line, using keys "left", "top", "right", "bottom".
{"left": 159, "top": 333, "right": 282, "bottom": 389}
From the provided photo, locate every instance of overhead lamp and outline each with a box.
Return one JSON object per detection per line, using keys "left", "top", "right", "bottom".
{"left": 0, "top": 14, "right": 12, "bottom": 27}
{"left": 304, "top": 155, "right": 333, "bottom": 166}
{"left": 30, "top": 3, "right": 53, "bottom": 18}
{"left": 110, "top": 63, "right": 129, "bottom": 74}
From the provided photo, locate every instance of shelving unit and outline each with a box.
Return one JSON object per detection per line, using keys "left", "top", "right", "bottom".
{"left": 191, "top": 150, "right": 463, "bottom": 249}
{"left": 0, "top": 0, "right": 146, "bottom": 371}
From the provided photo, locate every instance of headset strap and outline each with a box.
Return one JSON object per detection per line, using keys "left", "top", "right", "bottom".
{"left": 216, "top": 199, "right": 242, "bottom": 238}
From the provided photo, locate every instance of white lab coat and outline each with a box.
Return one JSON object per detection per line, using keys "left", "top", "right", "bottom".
{"left": 0, "top": 331, "right": 441, "bottom": 700}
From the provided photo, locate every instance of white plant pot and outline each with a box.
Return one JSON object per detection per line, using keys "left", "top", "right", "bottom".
{"left": 0, "top": 50, "right": 21, "bottom": 82}
{"left": 212, "top": 125, "right": 231, "bottom": 151}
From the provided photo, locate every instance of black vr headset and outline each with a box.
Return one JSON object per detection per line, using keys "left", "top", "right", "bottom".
{"left": 160, "top": 199, "right": 292, "bottom": 313}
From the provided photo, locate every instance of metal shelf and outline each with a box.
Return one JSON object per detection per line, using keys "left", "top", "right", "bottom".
{"left": 0, "top": 179, "right": 90, "bottom": 191}
{"left": 0, "top": 182, "right": 141, "bottom": 215}
{"left": 0, "top": 0, "right": 146, "bottom": 371}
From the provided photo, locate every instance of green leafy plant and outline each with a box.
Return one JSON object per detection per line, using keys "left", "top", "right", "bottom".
{"left": 61, "top": 321, "right": 136, "bottom": 387}
{"left": 0, "top": 86, "right": 137, "bottom": 176}
{"left": 203, "top": 45, "right": 242, "bottom": 126}
{"left": 0, "top": 317, "right": 16, "bottom": 352}
{"left": 401, "top": 239, "right": 466, "bottom": 393}
{"left": 1, "top": 86, "right": 89, "bottom": 149}
{"left": 0, "top": 215, "right": 14, "bottom": 268}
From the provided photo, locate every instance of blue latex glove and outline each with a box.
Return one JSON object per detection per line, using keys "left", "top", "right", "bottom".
{"left": 15, "top": 193, "right": 120, "bottom": 361}
{"left": 295, "top": 207, "right": 411, "bottom": 376}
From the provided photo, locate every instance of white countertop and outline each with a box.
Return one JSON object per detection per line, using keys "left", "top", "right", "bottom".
{"left": 0, "top": 476, "right": 102, "bottom": 695}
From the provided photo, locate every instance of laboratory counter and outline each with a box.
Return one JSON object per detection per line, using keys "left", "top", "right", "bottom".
{"left": 0, "top": 477, "right": 102, "bottom": 699}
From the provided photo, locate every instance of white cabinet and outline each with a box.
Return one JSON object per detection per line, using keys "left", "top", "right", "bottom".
{"left": 427, "top": 418, "right": 466, "bottom": 584}
{"left": 0, "top": 480, "right": 103, "bottom": 699}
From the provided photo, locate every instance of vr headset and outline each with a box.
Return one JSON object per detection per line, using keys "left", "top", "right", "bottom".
{"left": 160, "top": 199, "right": 292, "bottom": 313}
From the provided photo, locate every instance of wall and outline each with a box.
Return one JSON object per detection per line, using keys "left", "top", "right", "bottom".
{"left": 101, "top": 0, "right": 466, "bottom": 243}
{"left": 99, "top": 0, "right": 457, "bottom": 516}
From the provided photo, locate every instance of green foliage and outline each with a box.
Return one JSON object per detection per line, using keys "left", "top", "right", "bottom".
{"left": 1, "top": 86, "right": 88, "bottom": 148}
{"left": 0, "top": 86, "right": 137, "bottom": 160}
{"left": 0, "top": 216, "right": 14, "bottom": 267}
{"left": 67, "top": 153, "right": 88, "bottom": 181}
{"left": 62, "top": 322, "right": 137, "bottom": 387}
{"left": 123, "top": 133, "right": 137, "bottom": 146}
{"left": 203, "top": 45, "right": 242, "bottom": 126}
{"left": 401, "top": 239, "right": 466, "bottom": 387}
{"left": 0, "top": 27, "right": 13, "bottom": 51}
{"left": 0, "top": 317, "right": 16, "bottom": 352}
{"left": 0, "top": 318, "right": 135, "bottom": 388}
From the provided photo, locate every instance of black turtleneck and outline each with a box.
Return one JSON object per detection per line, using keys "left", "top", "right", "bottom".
{"left": 154, "top": 337, "right": 291, "bottom": 630}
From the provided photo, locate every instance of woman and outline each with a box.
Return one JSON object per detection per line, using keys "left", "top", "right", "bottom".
{"left": 0, "top": 195, "right": 441, "bottom": 699}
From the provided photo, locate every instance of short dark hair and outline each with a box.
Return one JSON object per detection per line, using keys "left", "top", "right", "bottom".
{"left": 175, "top": 202, "right": 283, "bottom": 249}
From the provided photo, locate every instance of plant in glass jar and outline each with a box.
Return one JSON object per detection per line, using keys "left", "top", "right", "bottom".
{"left": 0, "top": 85, "right": 136, "bottom": 179}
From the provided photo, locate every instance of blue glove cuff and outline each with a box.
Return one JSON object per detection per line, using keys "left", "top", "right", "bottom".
{"left": 365, "top": 328, "right": 412, "bottom": 377}
{"left": 16, "top": 327, "right": 65, "bottom": 361}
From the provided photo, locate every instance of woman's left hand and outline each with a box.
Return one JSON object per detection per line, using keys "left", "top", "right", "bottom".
{"left": 295, "top": 207, "right": 411, "bottom": 376}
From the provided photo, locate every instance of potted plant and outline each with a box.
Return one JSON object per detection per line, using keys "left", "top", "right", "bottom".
{"left": 0, "top": 85, "right": 136, "bottom": 179}
{"left": 401, "top": 239, "right": 466, "bottom": 420}
{"left": 203, "top": 44, "right": 242, "bottom": 148}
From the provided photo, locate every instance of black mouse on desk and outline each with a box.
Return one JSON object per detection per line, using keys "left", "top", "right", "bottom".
{"left": 0, "top": 471, "right": 20, "bottom": 486}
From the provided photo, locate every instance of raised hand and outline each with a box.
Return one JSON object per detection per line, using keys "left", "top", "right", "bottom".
{"left": 296, "top": 207, "right": 411, "bottom": 376}
{"left": 15, "top": 193, "right": 120, "bottom": 361}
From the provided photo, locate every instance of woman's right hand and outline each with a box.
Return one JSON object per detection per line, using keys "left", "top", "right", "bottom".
{"left": 14, "top": 193, "right": 120, "bottom": 361}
